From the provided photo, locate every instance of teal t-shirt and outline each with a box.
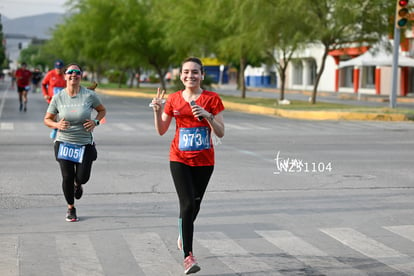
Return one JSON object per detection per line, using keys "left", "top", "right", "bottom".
{"left": 47, "top": 86, "right": 102, "bottom": 145}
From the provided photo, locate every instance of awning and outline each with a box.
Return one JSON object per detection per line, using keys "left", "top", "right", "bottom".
{"left": 339, "top": 49, "right": 414, "bottom": 68}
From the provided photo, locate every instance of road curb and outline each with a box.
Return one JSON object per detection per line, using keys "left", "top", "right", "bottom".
{"left": 222, "top": 102, "right": 410, "bottom": 121}
{"left": 98, "top": 89, "right": 154, "bottom": 99}
{"left": 97, "top": 89, "right": 411, "bottom": 122}
{"left": 247, "top": 87, "right": 414, "bottom": 104}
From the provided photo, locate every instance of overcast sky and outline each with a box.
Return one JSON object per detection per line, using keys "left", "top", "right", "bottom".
{"left": 0, "top": 0, "right": 66, "bottom": 19}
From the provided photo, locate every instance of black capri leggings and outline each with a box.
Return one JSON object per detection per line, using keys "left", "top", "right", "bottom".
{"left": 170, "top": 161, "right": 214, "bottom": 258}
{"left": 54, "top": 141, "right": 97, "bottom": 205}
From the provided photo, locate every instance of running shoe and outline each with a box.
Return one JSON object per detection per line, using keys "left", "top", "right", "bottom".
{"left": 19, "top": 103, "right": 23, "bottom": 111}
{"left": 66, "top": 207, "right": 79, "bottom": 222}
{"left": 74, "top": 184, "right": 83, "bottom": 200}
{"left": 177, "top": 235, "right": 182, "bottom": 250}
{"left": 184, "top": 252, "right": 200, "bottom": 274}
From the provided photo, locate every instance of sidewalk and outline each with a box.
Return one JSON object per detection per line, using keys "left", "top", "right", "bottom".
{"left": 215, "top": 84, "right": 414, "bottom": 106}
{"left": 97, "top": 84, "right": 414, "bottom": 122}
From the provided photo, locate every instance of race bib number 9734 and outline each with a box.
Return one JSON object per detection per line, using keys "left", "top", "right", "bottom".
{"left": 179, "top": 127, "right": 211, "bottom": 151}
{"left": 57, "top": 143, "right": 85, "bottom": 163}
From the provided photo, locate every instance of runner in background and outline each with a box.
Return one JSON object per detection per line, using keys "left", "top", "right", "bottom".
{"left": 31, "top": 67, "right": 43, "bottom": 93}
{"left": 42, "top": 60, "right": 66, "bottom": 104}
{"left": 15, "top": 62, "right": 32, "bottom": 112}
{"left": 42, "top": 60, "right": 67, "bottom": 138}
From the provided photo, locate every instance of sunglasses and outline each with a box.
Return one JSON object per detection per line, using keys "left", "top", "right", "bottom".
{"left": 65, "top": 69, "right": 82, "bottom": 75}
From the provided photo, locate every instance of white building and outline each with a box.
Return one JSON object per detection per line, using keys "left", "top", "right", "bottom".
{"left": 245, "top": 34, "right": 414, "bottom": 97}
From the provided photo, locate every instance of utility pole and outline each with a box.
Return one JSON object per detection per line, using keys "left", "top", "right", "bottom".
{"left": 391, "top": 27, "right": 400, "bottom": 109}
{"left": 391, "top": 0, "right": 410, "bottom": 108}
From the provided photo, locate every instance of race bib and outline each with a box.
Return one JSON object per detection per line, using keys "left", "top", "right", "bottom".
{"left": 179, "top": 127, "right": 211, "bottom": 151}
{"left": 57, "top": 143, "right": 85, "bottom": 163}
{"left": 53, "top": 87, "right": 64, "bottom": 95}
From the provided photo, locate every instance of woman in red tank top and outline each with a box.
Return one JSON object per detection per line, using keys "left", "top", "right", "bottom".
{"left": 151, "top": 57, "right": 225, "bottom": 274}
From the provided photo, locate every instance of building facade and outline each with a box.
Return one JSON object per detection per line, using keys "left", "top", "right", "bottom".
{"left": 245, "top": 31, "right": 414, "bottom": 97}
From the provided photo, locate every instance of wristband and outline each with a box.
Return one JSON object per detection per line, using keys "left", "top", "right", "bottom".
{"left": 94, "top": 119, "right": 100, "bottom": 126}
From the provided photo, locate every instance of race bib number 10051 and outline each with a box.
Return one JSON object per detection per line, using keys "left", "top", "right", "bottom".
{"left": 179, "top": 127, "right": 211, "bottom": 151}
{"left": 57, "top": 143, "right": 85, "bottom": 163}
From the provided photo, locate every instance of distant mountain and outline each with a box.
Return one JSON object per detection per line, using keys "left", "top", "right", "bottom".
{"left": 1, "top": 15, "right": 10, "bottom": 22}
{"left": 2, "top": 13, "right": 65, "bottom": 39}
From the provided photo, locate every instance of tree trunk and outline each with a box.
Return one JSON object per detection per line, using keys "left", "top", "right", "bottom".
{"left": 128, "top": 70, "right": 134, "bottom": 88}
{"left": 279, "top": 65, "right": 287, "bottom": 101}
{"left": 118, "top": 69, "right": 126, "bottom": 88}
{"left": 311, "top": 44, "right": 329, "bottom": 104}
{"left": 239, "top": 57, "right": 247, "bottom": 98}
{"left": 136, "top": 67, "right": 141, "bottom": 88}
{"left": 155, "top": 67, "right": 166, "bottom": 91}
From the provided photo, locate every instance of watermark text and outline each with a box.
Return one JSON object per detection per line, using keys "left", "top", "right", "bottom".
{"left": 274, "top": 151, "right": 332, "bottom": 175}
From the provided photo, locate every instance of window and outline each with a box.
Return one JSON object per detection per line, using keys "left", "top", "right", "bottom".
{"left": 340, "top": 67, "right": 353, "bottom": 88}
{"left": 292, "top": 61, "right": 303, "bottom": 85}
{"left": 307, "top": 59, "right": 317, "bottom": 85}
{"left": 361, "top": 66, "right": 375, "bottom": 88}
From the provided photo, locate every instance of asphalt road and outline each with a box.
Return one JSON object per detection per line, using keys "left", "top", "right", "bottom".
{"left": 1, "top": 80, "right": 414, "bottom": 275}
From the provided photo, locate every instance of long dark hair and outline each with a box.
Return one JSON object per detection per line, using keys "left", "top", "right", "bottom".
{"left": 179, "top": 57, "right": 204, "bottom": 74}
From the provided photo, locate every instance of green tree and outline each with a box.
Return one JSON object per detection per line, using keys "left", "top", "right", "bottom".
{"left": 262, "top": 0, "right": 311, "bottom": 101}
{"left": 18, "top": 44, "right": 49, "bottom": 70}
{"left": 43, "top": 0, "right": 175, "bottom": 89}
{"left": 109, "top": 0, "right": 175, "bottom": 90}
{"left": 157, "top": 0, "right": 269, "bottom": 98}
{"left": 208, "top": 0, "right": 269, "bottom": 98}
{"left": 0, "top": 15, "right": 7, "bottom": 70}
{"left": 47, "top": 0, "right": 117, "bottom": 80}
{"left": 152, "top": 0, "right": 218, "bottom": 91}
{"left": 298, "top": 0, "right": 395, "bottom": 104}
{"left": 153, "top": 0, "right": 216, "bottom": 59}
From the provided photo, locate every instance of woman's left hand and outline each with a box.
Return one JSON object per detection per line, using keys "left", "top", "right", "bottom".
{"left": 83, "top": 119, "right": 97, "bottom": 132}
{"left": 191, "top": 103, "right": 209, "bottom": 120}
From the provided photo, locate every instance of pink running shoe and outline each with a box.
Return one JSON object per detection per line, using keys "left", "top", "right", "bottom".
{"left": 184, "top": 252, "right": 200, "bottom": 274}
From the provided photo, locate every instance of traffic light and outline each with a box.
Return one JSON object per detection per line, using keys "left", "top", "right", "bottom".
{"left": 396, "top": 0, "right": 410, "bottom": 29}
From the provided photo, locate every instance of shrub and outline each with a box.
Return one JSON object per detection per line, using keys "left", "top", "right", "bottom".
{"left": 105, "top": 69, "right": 128, "bottom": 84}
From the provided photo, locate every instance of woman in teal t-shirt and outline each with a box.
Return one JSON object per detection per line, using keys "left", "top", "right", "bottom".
{"left": 44, "top": 63, "right": 106, "bottom": 222}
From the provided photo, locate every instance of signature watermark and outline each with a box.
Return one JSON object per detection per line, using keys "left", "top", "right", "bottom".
{"left": 274, "top": 151, "right": 332, "bottom": 175}
{"left": 212, "top": 135, "right": 222, "bottom": 146}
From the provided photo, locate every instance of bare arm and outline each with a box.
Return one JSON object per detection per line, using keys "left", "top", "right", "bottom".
{"left": 44, "top": 112, "right": 68, "bottom": 130}
{"left": 153, "top": 110, "right": 172, "bottom": 136}
{"left": 191, "top": 104, "right": 225, "bottom": 138}
{"left": 206, "top": 111, "right": 224, "bottom": 138}
{"left": 83, "top": 104, "right": 107, "bottom": 132}
{"left": 94, "top": 104, "right": 106, "bottom": 121}
{"left": 151, "top": 88, "right": 172, "bottom": 135}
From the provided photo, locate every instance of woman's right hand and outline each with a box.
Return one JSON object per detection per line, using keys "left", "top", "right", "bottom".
{"left": 151, "top": 88, "right": 166, "bottom": 112}
{"left": 56, "top": 118, "right": 70, "bottom": 130}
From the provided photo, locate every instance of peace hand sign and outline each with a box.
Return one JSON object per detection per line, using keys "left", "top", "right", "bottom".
{"left": 149, "top": 88, "right": 166, "bottom": 111}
